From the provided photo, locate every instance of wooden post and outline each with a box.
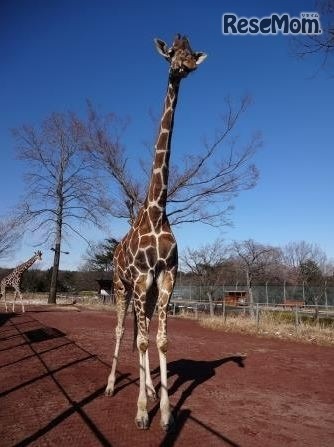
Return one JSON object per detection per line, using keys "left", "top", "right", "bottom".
{"left": 256, "top": 303, "right": 260, "bottom": 329}
{"left": 302, "top": 281, "right": 305, "bottom": 302}
{"left": 294, "top": 306, "right": 299, "bottom": 330}
{"left": 324, "top": 280, "right": 328, "bottom": 309}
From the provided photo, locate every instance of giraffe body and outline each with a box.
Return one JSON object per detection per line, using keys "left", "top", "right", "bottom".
{"left": 105, "top": 35, "right": 206, "bottom": 431}
{"left": 0, "top": 251, "right": 42, "bottom": 313}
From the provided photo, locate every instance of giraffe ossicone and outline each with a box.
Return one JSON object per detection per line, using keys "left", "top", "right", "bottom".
{"left": 0, "top": 251, "right": 42, "bottom": 313}
{"left": 105, "top": 34, "right": 206, "bottom": 431}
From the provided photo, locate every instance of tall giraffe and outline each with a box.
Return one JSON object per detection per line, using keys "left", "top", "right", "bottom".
{"left": 105, "top": 35, "right": 206, "bottom": 431}
{"left": 0, "top": 251, "right": 42, "bottom": 313}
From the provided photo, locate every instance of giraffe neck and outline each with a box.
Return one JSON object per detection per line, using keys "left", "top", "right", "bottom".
{"left": 146, "top": 77, "right": 180, "bottom": 212}
{"left": 14, "top": 255, "right": 38, "bottom": 275}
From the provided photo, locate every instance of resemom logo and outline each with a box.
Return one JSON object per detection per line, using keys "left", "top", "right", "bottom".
{"left": 222, "top": 13, "right": 322, "bottom": 35}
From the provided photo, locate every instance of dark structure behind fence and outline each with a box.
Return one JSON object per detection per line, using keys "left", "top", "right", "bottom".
{"left": 172, "top": 284, "right": 334, "bottom": 306}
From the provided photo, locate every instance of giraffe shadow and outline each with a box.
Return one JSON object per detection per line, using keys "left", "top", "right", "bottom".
{"left": 149, "top": 355, "right": 246, "bottom": 445}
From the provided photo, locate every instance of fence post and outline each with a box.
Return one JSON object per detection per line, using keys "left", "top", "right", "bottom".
{"left": 223, "top": 299, "right": 226, "bottom": 321}
{"left": 195, "top": 303, "right": 198, "bottom": 319}
{"left": 256, "top": 303, "right": 260, "bottom": 329}
{"left": 325, "top": 280, "right": 328, "bottom": 309}
{"left": 294, "top": 306, "right": 299, "bottom": 331}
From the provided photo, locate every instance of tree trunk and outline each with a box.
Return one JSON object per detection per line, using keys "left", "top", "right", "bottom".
{"left": 49, "top": 241, "right": 61, "bottom": 304}
{"left": 48, "top": 172, "right": 63, "bottom": 305}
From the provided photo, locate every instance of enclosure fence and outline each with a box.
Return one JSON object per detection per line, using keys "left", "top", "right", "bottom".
{"left": 172, "top": 284, "right": 334, "bottom": 306}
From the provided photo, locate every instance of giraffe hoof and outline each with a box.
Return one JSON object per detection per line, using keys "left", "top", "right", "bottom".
{"left": 161, "top": 414, "right": 175, "bottom": 432}
{"left": 135, "top": 416, "right": 149, "bottom": 430}
{"left": 105, "top": 387, "right": 114, "bottom": 397}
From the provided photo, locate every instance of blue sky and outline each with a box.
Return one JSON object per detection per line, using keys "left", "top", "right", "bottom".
{"left": 0, "top": 0, "right": 333, "bottom": 270}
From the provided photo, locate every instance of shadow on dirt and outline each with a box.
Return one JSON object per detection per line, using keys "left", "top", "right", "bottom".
{"left": 152, "top": 355, "right": 246, "bottom": 447}
{"left": 24, "top": 327, "right": 66, "bottom": 343}
{"left": 0, "top": 312, "right": 114, "bottom": 447}
{"left": 0, "top": 312, "right": 15, "bottom": 327}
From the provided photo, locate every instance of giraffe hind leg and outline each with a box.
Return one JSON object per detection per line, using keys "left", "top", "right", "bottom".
{"left": 13, "top": 287, "right": 25, "bottom": 313}
{"left": 105, "top": 276, "right": 131, "bottom": 396}
{"left": 1, "top": 286, "right": 8, "bottom": 312}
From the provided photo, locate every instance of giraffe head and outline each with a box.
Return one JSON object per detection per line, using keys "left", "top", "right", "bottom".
{"left": 35, "top": 250, "right": 42, "bottom": 261}
{"left": 155, "top": 34, "right": 207, "bottom": 80}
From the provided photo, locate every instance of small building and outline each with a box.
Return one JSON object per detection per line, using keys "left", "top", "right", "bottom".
{"left": 224, "top": 290, "right": 249, "bottom": 306}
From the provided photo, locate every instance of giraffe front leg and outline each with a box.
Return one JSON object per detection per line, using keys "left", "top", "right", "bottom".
{"left": 145, "top": 349, "right": 157, "bottom": 401}
{"left": 157, "top": 323, "right": 174, "bottom": 431}
{"left": 156, "top": 271, "right": 175, "bottom": 432}
{"left": 143, "top": 317, "right": 157, "bottom": 401}
{"left": 136, "top": 346, "right": 149, "bottom": 429}
{"left": 134, "top": 289, "right": 150, "bottom": 429}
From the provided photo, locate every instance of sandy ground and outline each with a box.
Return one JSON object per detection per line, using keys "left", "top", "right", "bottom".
{"left": 0, "top": 306, "right": 333, "bottom": 447}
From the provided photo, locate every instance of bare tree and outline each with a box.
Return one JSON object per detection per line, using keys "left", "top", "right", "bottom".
{"left": 81, "top": 97, "right": 261, "bottom": 226}
{"left": 0, "top": 217, "right": 22, "bottom": 261}
{"left": 182, "top": 240, "right": 227, "bottom": 316}
{"left": 231, "top": 240, "right": 279, "bottom": 314}
{"left": 282, "top": 241, "right": 327, "bottom": 282}
{"left": 282, "top": 241, "right": 328, "bottom": 316}
{"left": 291, "top": 0, "right": 334, "bottom": 75}
{"left": 13, "top": 111, "right": 109, "bottom": 304}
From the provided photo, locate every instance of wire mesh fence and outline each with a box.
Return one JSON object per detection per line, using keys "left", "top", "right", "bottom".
{"left": 172, "top": 284, "right": 334, "bottom": 306}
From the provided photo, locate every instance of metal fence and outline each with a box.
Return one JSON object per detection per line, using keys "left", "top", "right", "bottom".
{"left": 172, "top": 285, "right": 334, "bottom": 306}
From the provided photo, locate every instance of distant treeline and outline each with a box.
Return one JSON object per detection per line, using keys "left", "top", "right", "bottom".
{"left": 1, "top": 261, "right": 333, "bottom": 294}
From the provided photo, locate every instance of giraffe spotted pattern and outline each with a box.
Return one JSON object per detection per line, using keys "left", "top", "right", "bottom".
{"left": 105, "top": 34, "right": 206, "bottom": 431}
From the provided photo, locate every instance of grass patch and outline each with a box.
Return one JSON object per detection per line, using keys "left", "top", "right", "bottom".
{"left": 198, "top": 310, "right": 334, "bottom": 346}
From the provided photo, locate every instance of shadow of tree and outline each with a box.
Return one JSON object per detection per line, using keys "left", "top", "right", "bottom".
{"left": 0, "top": 312, "right": 15, "bottom": 327}
{"left": 0, "top": 313, "right": 119, "bottom": 446}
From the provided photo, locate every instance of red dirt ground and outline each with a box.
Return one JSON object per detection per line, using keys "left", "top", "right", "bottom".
{"left": 0, "top": 306, "right": 333, "bottom": 447}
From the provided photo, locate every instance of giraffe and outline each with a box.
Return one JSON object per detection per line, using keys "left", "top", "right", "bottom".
{"left": 0, "top": 250, "right": 42, "bottom": 313}
{"left": 105, "top": 34, "right": 206, "bottom": 431}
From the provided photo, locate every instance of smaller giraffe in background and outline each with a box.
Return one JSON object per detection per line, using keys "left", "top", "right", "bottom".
{"left": 0, "top": 251, "right": 42, "bottom": 313}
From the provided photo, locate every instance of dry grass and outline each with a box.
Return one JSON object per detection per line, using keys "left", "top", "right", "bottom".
{"left": 2, "top": 293, "right": 333, "bottom": 346}
{"left": 198, "top": 310, "right": 334, "bottom": 346}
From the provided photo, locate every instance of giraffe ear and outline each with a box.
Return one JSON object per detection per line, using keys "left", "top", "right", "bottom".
{"left": 194, "top": 52, "right": 207, "bottom": 65}
{"left": 154, "top": 38, "right": 170, "bottom": 60}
